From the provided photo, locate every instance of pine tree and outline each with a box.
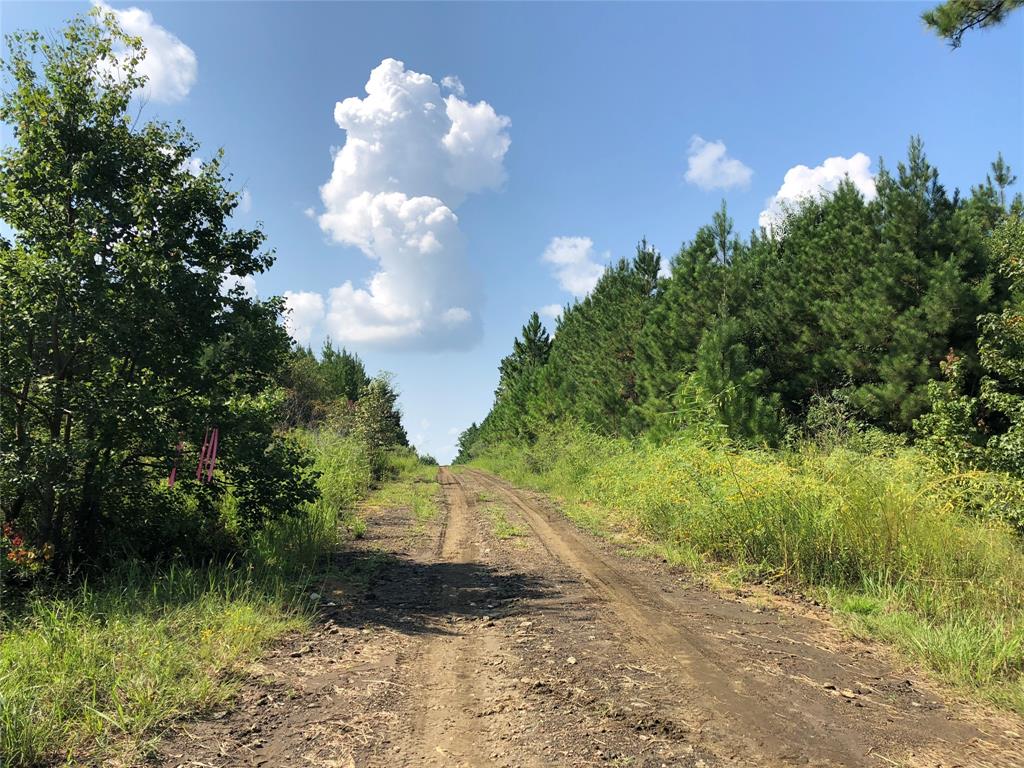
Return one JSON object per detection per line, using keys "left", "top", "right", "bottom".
{"left": 497, "top": 312, "right": 551, "bottom": 396}
{"left": 544, "top": 241, "right": 661, "bottom": 435}
{"left": 635, "top": 224, "right": 729, "bottom": 416}
{"left": 923, "top": 0, "right": 1023, "bottom": 47}
{"left": 320, "top": 341, "right": 370, "bottom": 403}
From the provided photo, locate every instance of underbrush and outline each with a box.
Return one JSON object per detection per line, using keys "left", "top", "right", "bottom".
{"left": 470, "top": 424, "right": 1024, "bottom": 714}
{"left": 0, "top": 431, "right": 375, "bottom": 767}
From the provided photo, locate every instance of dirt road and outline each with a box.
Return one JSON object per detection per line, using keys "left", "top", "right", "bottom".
{"left": 158, "top": 468, "right": 1023, "bottom": 767}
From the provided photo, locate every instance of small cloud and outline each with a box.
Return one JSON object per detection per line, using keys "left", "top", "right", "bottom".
{"left": 237, "top": 189, "right": 252, "bottom": 215}
{"left": 92, "top": 1, "right": 197, "bottom": 103}
{"left": 441, "top": 306, "right": 472, "bottom": 326}
{"left": 441, "top": 74, "right": 465, "bottom": 96}
{"left": 541, "top": 236, "right": 606, "bottom": 296}
{"left": 303, "top": 207, "right": 316, "bottom": 219}
{"left": 759, "top": 152, "right": 876, "bottom": 231}
{"left": 283, "top": 290, "right": 326, "bottom": 345}
{"left": 684, "top": 135, "right": 752, "bottom": 191}
{"left": 539, "top": 303, "right": 563, "bottom": 319}
{"left": 221, "top": 270, "right": 257, "bottom": 298}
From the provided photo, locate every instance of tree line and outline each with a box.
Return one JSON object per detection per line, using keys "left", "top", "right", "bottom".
{"left": 459, "top": 141, "right": 1023, "bottom": 480}
{"left": 281, "top": 341, "right": 411, "bottom": 478}
{"left": 0, "top": 15, "right": 410, "bottom": 581}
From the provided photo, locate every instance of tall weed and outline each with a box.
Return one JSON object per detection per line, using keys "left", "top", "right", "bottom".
{"left": 0, "top": 429, "right": 376, "bottom": 766}
{"left": 472, "top": 424, "right": 1024, "bottom": 712}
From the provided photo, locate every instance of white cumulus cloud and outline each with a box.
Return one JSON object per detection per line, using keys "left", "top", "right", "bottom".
{"left": 684, "top": 136, "right": 752, "bottom": 191}
{"left": 92, "top": 1, "right": 197, "bottom": 103}
{"left": 539, "top": 303, "right": 563, "bottom": 320}
{"left": 542, "top": 236, "right": 606, "bottom": 296}
{"left": 221, "top": 270, "right": 256, "bottom": 299}
{"left": 759, "top": 152, "right": 876, "bottom": 231}
{"left": 283, "top": 291, "right": 326, "bottom": 345}
{"left": 441, "top": 75, "right": 465, "bottom": 96}
{"left": 312, "top": 58, "right": 510, "bottom": 350}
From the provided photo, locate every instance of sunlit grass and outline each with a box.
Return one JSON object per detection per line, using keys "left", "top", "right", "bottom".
{"left": 362, "top": 449, "right": 440, "bottom": 528}
{"left": 0, "top": 430, "right": 378, "bottom": 766}
{"left": 484, "top": 503, "right": 527, "bottom": 540}
{"left": 471, "top": 424, "right": 1024, "bottom": 714}
{"left": 0, "top": 562, "right": 303, "bottom": 766}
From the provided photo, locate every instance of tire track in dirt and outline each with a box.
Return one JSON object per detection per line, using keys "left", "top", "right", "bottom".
{"left": 463, "top": 467, "right": 1023, "bottom": 768}
{"left": 155, "top": 467, "right": 1023, "bottom": 768}
{"left": 397, "top": 468, "right": 544, "bottom": 767}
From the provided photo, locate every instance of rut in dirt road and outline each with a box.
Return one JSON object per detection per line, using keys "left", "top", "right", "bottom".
{"left": 395, "top": 468, "right": 542, "bottom": 766}
{"left": 158, "top": 467, "right": 1024, "bottom": 768}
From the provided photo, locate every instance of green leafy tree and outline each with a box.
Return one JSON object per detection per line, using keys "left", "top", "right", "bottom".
{"left": 691, "top": 318, "right": 785, "bottom": 445}
{"left": 846, "top": 140, "right": 992, "bottom": 429}
{"left": 979, "top": 215, "right": 1024, "bottom": 472}
{"left": 0, "top": 13, "right": 315, "bottom": 568}
{"left": 477, "top": 313, "right": 554, "bottom": 444}
{"left": 636, "top": 219, "right": 730, "bottom": 418}
{"left": 454, "top": 422, "right": 481, "bottom": 464}
{"left": 923, "top": 0, "right": 1023, "bottom": 47}
{"left": 729, "top": 140, "right": 992, "bottom": 432}
{"left": 918, "top": 215, "right": 1024, "bottom": 476}
{"left": 319, "top": 341, "right": 370, "bottom": 403}
{"left": 353, "top": 375, "right": 409, "bottom": 479}
{"left": 280, "top": 341, "right": 369, "bottom": 429}
{"left": 281, "top": 345, "right": 329, "bottom": 427}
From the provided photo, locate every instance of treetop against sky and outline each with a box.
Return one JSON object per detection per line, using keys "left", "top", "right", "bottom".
{"left": 3, "top": 0, "right": 1022, "bottom": 462}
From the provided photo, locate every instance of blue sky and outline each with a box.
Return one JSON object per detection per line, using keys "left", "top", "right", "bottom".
{"left": 4, "top": 2, "right": 1023, "bottom": 462}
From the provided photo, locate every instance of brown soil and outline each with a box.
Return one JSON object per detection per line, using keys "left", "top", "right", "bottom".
{"left": 155, "top": 467, "right": 1024, "bottom": 768}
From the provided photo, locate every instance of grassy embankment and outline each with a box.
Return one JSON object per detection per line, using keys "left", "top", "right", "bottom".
{"left": 359, "top": 451, "right": 440, "bottom": 535}
{"left": 469, "top": 425, "right": 1024, "bottom": 715}
{"left": 0, "top": 431, "right": 397, "bottom": 767}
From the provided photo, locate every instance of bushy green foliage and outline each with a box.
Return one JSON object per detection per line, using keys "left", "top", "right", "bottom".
{"left": 280, "top": 341, "right": 370, "bottom": 428}
{"left": 0, "top": 432, "right": 375, "bottom": 766}
{"left": 917, "top": 214, "right": 1024, "bottom": 479}
{"left": 278, "top": 344, "right": 408, "bottom": 480}
{"left": 689, "top": 318, "right": 785, "bottom": 445}
{"left": 0, "top": 14, "right": 315, "bottom": 571}
{"left": 454, "top": 421, "right": 481, "bottom": 464}
{"left": 353, "top": 375, "right": 410, "bottom": 480}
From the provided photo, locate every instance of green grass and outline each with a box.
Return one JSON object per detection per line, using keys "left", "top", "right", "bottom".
{"left": 470, "top": 424, "right": 1024, "bottom": 715}
{"left": 0, "top": 562, "right": 303, "bottom": 766}
{"left": 0, "top": 430, "right": 379, "bottom": 767}
{"left": 362, "top": 449, "right": 440, "bottom": 529}
{"left": 484, "top": 503, "right": 528, "bottom": 540}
